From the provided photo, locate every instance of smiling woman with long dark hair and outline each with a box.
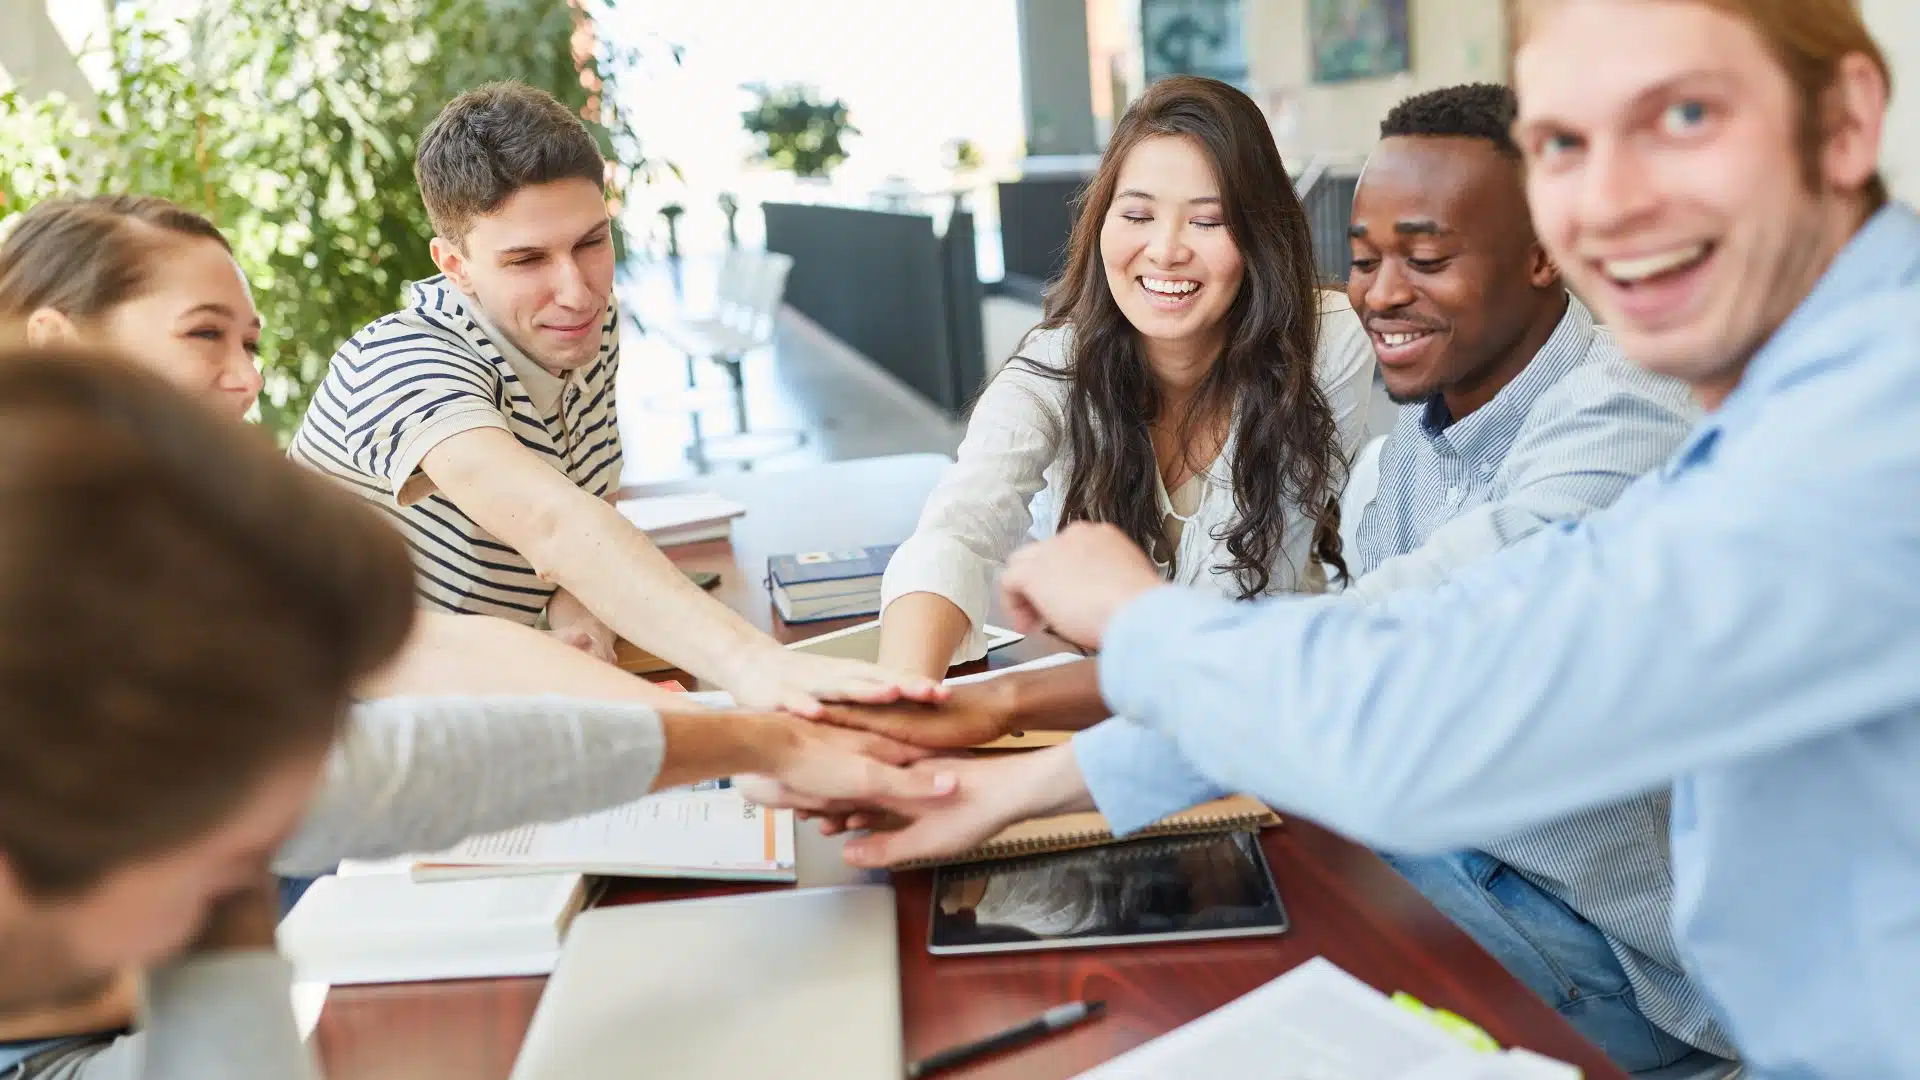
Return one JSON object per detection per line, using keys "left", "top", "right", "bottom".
{"left": 878, "top": 76, "right": 1374, "bottom": 677}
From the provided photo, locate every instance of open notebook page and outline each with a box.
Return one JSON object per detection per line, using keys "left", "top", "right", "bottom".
{"left": 1077, "top": 957, "right": 1578, "bottom": 1080}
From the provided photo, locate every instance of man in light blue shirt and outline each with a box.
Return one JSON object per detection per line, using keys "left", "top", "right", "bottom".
{"left": 822, "top": 2, "right": 1916, "bottom": 1076}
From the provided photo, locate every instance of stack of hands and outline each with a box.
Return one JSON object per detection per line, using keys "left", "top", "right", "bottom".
{"left": 719, "top": 523, "right": 1163, "bottom": 869}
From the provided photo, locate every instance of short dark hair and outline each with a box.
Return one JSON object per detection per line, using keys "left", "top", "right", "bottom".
{"left": 1380, "top": 83, "right": 1521, "bottom": 159}
{"left": 415, "top": 81, "right": 606, "bottom": 244}
{"left": 0, "top": 348, "right": 416, "bottom": 896}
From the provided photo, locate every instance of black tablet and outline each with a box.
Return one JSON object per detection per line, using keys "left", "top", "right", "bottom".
{"left": 927, "top": 831, "right": 1288, "bottom": 955}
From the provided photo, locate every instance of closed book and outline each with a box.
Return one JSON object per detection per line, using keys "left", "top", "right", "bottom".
{"left": 616, "top": 493, "right": 746, "bottom": 547}
{"left": 767, "top": 544, "right": 897, "bottom": 624}
{"left": 278, "top": 871, "right": 589, "bottom": 985}
{"left": 887, "top": 794, "right": 1281, "bottom": 871}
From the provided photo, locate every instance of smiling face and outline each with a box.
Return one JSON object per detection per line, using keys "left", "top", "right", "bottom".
{"left": 1348, "top": 135, "right": 1560, "bottom": 408}
{"left": 23, "top": 234, "right": 265, "bottom": 422}
{"left": 431, "top": 178, "right": 615, "bottom": 375}
{"left": 94, "top": 237, "right": 265, "bottom": 422}
{"left": 1513, "top": 0, "right": 1885, "bottom": 403}
{"left": 1099, "top": 135, "right": 1246, "bottom": 366}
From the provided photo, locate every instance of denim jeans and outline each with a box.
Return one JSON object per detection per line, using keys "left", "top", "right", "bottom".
{"left": 277, "top": 875, "right": 321, "bottom": 917}
{"left": 1384, "top": 850, "right": 1696, "bottom": 1074}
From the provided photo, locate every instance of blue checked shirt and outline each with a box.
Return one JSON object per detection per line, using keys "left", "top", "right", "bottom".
{"left": 1075, "top": 204, "right": 1920, "bottom": 1079}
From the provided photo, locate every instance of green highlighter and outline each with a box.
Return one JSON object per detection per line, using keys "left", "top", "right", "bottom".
{"left": 1390, "top": 992, "right": 1502, "bottom": 1053}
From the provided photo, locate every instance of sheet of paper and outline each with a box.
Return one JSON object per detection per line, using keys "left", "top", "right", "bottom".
{"left": 1397, "top": 1050, "right": 1585, "bottom": 1080}
{"left": 944, "top": 650, "right": 1085, "bottom": 686}
{"left": 291, "top": 982, "right": 327, "bottom": 1040}
{"left": 442, "top": 789, "right": 794, "bottom": 873}
{"left": 1076, "top": 957, "right": 1475, "bottom": 1080}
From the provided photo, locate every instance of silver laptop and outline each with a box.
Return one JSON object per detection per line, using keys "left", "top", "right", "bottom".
{"left": 510, "top": 884, "right": 902, "bottom": 1080}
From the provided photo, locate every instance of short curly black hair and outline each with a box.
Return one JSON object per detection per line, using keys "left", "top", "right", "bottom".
{"left": 1379, "top": 83, "right": 1520, "bottom": 159}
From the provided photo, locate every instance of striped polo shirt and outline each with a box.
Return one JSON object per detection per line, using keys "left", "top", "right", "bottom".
{"left": 289, "top": 276, "right": 623, "bottom": 624}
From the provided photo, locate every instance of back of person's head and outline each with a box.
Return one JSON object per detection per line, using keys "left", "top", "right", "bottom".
{"left": 0, "top": 348, "right": 414, "bottom": 1004}
{"left": 1380, "top": 83, "right": 1520, "bottom": 158}
{"left": 415, "top": 81, "right": 606, "bottom": 246}
{"left": 1035, "top": 74, "right": 1346, "bottom": 592}
{"left": 0, "top": 195, "right": 229, "bottom": 327}
{"left": 1512, "top": 0, "right": 1890, "bottom": 208}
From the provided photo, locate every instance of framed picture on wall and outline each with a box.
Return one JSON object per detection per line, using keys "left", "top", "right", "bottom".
{"left": 1309, "top": 0, "right": 1412, "bottom": 83}
{"left": 1141, "top": 0, "right": 1250, "bottom": 88}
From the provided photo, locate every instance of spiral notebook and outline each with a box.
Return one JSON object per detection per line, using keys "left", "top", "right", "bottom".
{"left": 888, "top": 794, "right": 1280, "bottom": 870}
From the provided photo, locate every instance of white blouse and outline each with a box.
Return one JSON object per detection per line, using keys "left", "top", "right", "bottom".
{"left": 882, "top": 290, "right": 1376, "bottom": 665}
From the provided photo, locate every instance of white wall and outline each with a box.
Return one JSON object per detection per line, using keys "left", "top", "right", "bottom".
{"left": 1862, "top": 0, "right": 1920, "bottom": 204}
{"left": 1246, "top": 0, "right": 1507, "bottom": 165}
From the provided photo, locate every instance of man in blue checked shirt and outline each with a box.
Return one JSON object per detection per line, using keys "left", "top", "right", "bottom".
{"left": 806, "top": 2, "right": 1920, "bottom": 1077}
{"left": 1341, "top": 82, "right": 1720, "bottom": 1072}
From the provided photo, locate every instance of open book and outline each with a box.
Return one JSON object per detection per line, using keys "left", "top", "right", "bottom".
{"left": 887, "top": 794, "right": 1280, "bottom": 870}
{"left": 278, "top": 871, "right": 590, "bottom": 985}
{"left": 349, "top": 788, "right": 797, "bottom": 884}
{"left": 1078, "top": 956, "right": 1582, "bottom": 1079}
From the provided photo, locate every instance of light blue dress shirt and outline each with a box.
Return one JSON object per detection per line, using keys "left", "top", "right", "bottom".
{"left": 1073, "top": 205, "right": 1920, "bottom": 1079}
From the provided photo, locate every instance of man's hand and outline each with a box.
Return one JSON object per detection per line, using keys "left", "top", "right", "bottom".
{"left": 722, "top": 648, "right": 948, "bottom": 719}
{"left": 548, "top": 588, "right": 618, "bottom": 663}
{"left": 191, "top": 874, "right": 280, "bottom": 952}
{"left": 1001, "top": 523, "right": 1162, "bottom": 650}
{"left": 728, "top": 714, "right": 956, "bottom": 810}
{"left": 832, "top": 745, "right": 1095, "bottom": 869}
{"left": 549, "top": 622, "right": 617, "bottom": 663}
{"left": 815, "top": 680, "right": 1018, "bottom": 749}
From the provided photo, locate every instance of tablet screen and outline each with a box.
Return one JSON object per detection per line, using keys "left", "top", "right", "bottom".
{"left": 927, "top": 831, "right": 1287, "bottom": 955}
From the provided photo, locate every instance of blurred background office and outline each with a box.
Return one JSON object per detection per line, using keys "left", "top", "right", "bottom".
{"left": 6, "top": 0, "right": 1918, "bottom": 480}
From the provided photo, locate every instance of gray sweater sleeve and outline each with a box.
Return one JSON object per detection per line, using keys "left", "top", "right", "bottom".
{"left": 16, "top": 953, "right": 313, "bottom": 1080}
{"left": 274, "top": 695, "right": 668, "bottom": 876}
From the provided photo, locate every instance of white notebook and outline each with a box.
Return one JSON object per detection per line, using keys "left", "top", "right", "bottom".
{"left": 510, "top": 885, "right": 902, "bottom": 1080}
{"left": 278, "top": 872, "right": 589, "bottom": 985}
{"left": 1075, "top": 957, "right": 1580, "bottom": 1080}
{"left": 404, "top": 788, "right": 796, "bottom": 883}
{"left": 615, "top": 492, "right": 746, "bottom": 546}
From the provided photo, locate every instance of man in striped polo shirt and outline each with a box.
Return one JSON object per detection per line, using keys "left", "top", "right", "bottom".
{"left": 292, "top": 82, "right": 937, "bottom": 715}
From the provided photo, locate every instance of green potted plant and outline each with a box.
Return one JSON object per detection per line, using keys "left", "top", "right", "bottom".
{"left": 740, "top": 83, "right": 857, "bottom": 180}
{"left": 942, "top": 136, "right": 986, "bottom": 210}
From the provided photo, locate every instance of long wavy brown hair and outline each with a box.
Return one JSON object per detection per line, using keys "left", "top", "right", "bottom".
{"left": 1014, "top": 75, "right": 1346, "bottom": 595}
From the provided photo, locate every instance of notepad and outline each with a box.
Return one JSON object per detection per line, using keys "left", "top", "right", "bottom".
{"left": 1077, "top": 956, "right": 1581, "bottom": 1079}
{"left": 278, "top": 871, "right": 590, "bottom": 985}
{"left": 382, "top": 788, "right": 796, "bottom": 883}
{"left": 887, "top": 793, "right": 1280, "bottom": 870}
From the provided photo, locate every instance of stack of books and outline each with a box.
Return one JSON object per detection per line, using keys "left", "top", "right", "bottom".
{"left": 766, "top": 544, "right": 897, "bottom": 623}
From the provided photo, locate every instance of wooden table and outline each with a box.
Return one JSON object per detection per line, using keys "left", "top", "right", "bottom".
{"left": 314, "top": 454, "right": 1628, "bottom": 1080}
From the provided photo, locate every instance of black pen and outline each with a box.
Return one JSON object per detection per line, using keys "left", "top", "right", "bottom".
{"left": 906, "top": 1000, "right": 1107, "bottom": 1078}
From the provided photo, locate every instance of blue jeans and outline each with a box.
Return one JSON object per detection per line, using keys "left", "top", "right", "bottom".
{"left": 1384, "top": 850, "right": 1695, "bottom": 1074}
{"left": 278, "top": 875, "right": 321, "bottom": 917}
